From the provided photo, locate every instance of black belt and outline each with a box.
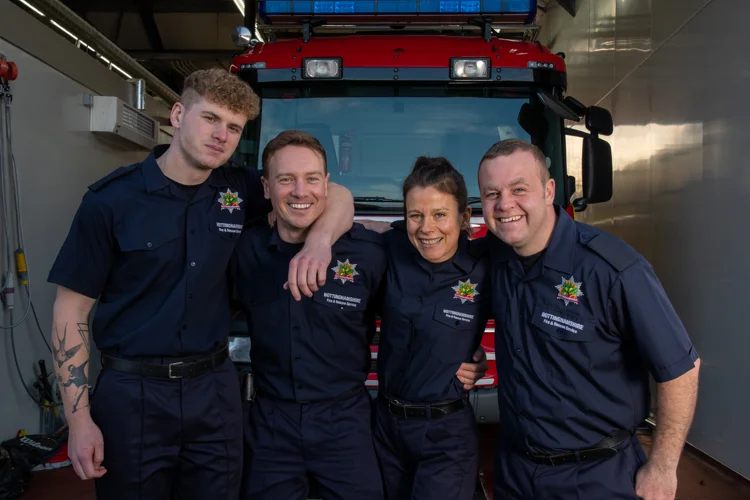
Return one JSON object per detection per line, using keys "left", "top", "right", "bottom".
{"left": 524, "top": 429, "right": 633, "bottom": 466}
{"left": 379, "top": 392, "right": 466, "bottom": 419}
{"left": 101, "top": 344, "right": 228, "bottom": 379}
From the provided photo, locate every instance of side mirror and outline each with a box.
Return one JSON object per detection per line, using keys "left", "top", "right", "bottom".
{"left": 573, "top": 135, "right": 613, "bottom": 211}
{"left": 585, "top": 106, "right": 613, "bottom": 136}
{"left": 232, "top": 26, "right": 255, "bottom": 49}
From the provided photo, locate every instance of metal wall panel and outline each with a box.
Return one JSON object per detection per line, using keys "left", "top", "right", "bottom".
{"left": 541, "top": 0, "right": 750, "bottom": 480}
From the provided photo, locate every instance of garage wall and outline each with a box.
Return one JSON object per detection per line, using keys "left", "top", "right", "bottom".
{"left": 0, "top": 1, "right": 171, "bottom": 439}
{"left": 540, "top": 0, "right": 749, "bottom": 479}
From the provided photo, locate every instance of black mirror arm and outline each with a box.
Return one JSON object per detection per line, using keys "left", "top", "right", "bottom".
{"left": 572, "top": 196, "right": 589, "bottom": 213}
{"left": 563, "top": 128, "right": 595, "bottom": 139}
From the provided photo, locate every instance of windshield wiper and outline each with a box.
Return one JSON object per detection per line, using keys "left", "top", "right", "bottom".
{"left": 353, "top": 197, "right": 403, "bottom": 203}
{"left": 467, "top": 197, "right": 482, "bottom": 205}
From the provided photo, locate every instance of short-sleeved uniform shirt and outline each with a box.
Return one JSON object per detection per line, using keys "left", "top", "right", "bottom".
{"left": 230, "top": 222, "right": 387, "bottom": 402}
{"left": 491, "top": 205, "right": 699, "bottom": 454}
{"left": 48, "top": 145, "right": 270, "bottom": 357}
{"left": 378, "top": 222, "right": 491, "bottom": 404}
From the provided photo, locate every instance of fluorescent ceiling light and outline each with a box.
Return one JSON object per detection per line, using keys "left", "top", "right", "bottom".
{"left": 18, "top": 0, "right": 45, "bottom": 17}
{"left": 110, "top": 63, "right": 133, "bottom": 79}
{"left": 50, "top": 20, "right": 78, "bottom": 41}
{"left": 45, "top": 14, "right": 134, "bottom": 82}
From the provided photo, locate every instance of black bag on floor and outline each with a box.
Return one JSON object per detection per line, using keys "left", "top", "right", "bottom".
{"left": 0, "top": 446, "right": 32, "bottom": 500}
{"left": 0, "top": 434, "right": 59, "bottom": 499}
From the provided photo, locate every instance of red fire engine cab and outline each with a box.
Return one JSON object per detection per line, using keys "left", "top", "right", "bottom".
{"left": 227, "top": 0, "right": 614, "bottom": 423}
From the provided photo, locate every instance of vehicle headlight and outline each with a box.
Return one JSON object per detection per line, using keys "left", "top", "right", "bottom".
{"left": 450, "top": 58, "right": 490, "bottom": 79}
{"left": 303, "top": 58, "right": 342, "bottom": 79}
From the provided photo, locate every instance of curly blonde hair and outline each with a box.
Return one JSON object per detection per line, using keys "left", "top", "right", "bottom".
{"left": 181, "top": 68, "right": 260, "bottom": 120}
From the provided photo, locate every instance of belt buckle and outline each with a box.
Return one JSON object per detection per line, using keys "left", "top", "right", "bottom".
{"left": 168, "top": 361, "right": 184, "bottom": 379}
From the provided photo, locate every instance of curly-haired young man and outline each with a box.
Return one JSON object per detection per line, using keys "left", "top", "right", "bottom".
{"left": 47, "top": 68, "right": 354, "bottom": 499}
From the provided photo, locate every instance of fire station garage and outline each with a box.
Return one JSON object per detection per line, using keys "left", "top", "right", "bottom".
{"left": 0, "top": 0, "right": 748, "bottom": 498}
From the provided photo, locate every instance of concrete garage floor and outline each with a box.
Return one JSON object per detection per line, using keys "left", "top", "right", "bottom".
{"left": 22, "top": 428, "right": 750, "bottom": 499}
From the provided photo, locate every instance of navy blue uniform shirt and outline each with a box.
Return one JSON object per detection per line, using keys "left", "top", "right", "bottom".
{"left": 491, "top": 206, "right": 699, "bottom": 454}
{"left": 378, "top": 222, "right": 491, "bottom": 404}
{"left": 48, "top": 145, "right": 270, "bottom": 357}
{"left": 231, "top": 223, "right": 386, "bottom": 402}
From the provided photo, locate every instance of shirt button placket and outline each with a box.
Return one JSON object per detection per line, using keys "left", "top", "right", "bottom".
{"left": 290, "top": 298, "right": 303, "bottom": 399}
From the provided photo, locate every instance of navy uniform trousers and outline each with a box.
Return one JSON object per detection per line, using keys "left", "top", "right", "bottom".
{"left": 493, "top": 433, "right": 649, "bottom": 500}
{"left": 90, "top": 357, "right": 242, "bottom": 499}
{"left": 373, "top": 396, "right": 479, "bottom": 500}
{"left": 241, "top": 388, "right": 383, "bottom": 500}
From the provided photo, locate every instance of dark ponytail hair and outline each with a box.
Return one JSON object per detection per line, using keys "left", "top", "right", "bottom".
{"left": 402, "top": 156, "right": 469, "bottom": 216}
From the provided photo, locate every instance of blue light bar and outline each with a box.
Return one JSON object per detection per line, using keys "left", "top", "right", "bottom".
{"left": 259, "top": 0, "right": 536, "bottom": 20}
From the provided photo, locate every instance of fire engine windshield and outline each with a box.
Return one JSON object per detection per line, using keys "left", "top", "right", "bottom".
{"left": 239, "top": 86, "right": 565, "bottom": 211}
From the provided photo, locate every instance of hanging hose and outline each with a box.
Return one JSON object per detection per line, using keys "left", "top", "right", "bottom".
{"left": 1, "top": 58, "right": 58, "bottom": 412}
{"left": 0, "top": 75, "right": 32, "bottom": 329}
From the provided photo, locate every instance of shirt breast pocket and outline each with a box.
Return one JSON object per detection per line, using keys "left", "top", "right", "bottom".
{"left": 430, "top": 299, "right": 483, "bottom": 364}
{"left": 117, "top": 224, "right": 181, "bottom": 253}
{"left": 115, "top": 224, "right": 182, "bottom": 285}
{"left": 530, "top": 304, "right": 596, "bottom": 342}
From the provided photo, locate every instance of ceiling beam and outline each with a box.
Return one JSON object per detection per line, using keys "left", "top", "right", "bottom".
{"left": 556, "top": 0, "right": 576, "bottom": 17}
{"left": 112, "top": 2, "right": 125, "bottom": 44}
{"left": 133, "top": 0, "right": 164, "bottom": 51}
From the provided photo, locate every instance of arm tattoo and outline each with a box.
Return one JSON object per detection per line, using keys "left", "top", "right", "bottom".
{"left": 77, "top": 322, "right": 91, "bottom": 353}
{"left": 62, "top": 360, "right": 89, "bottom": 390}
{"left": 52, "top": 323, "right": 83, "bottom": 368}
{"left": 64, "top": 360, "right": 91, "bottom": 413}
{"left": 72, "top": 385, "right": 91, "bottom": 414}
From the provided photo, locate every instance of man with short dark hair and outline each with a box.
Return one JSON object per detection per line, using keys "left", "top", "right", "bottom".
{"left": 48, "top": 70, "right": 354, "bottom": 499}
{"left": 478, "top": 138, "right": 700, "bottom": 500}
{"left": 232, "top": 129, "right": 385, "bottom": 499}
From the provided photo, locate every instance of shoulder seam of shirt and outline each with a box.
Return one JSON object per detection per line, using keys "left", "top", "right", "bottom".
{"left": 81, "top": 188, "right": 117, "bottom": 218}
{"left": 88, "top": 164, "right": 140, "bottom": 192}
{"left": 348, "top": 223, "right": 385, "bottom": 246}
{"left": 605, "top": 259, "right": 648, "bottom": 336}
{"left": 582, "top": 231, "right": 641, "bottom": 272}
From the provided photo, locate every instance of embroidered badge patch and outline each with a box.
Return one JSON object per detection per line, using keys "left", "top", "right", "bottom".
{"left": 452, "top": 279, "right": 479, "bottom": 304}
{"left": 556, "top": 276, "right": 583, "bottom": 306}
{"left": 331, "top": 259, "right": 359, "bottom": 284}
{"left": 218, "top": 189, "right": 242, "bottom": 213}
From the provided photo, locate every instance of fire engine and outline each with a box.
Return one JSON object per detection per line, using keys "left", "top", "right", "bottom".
{"left": 226, "top": 0, "right": 614, "bottom": 423}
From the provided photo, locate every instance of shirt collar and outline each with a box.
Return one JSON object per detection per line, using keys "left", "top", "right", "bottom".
{"left": 266, "top": 224, "right": 285, "bottom": 250}
{"left": 141, "top": 145, "right": 170, "bottom": 193}
{"left": 490, "top": 231, "right": 517, "bottom": 263}
{"left": 207, "top": 164, "right": 230, "bottom": 188}
{"left": 541, "top": 205, "right": 576, "bottom": 275}
{"left": 142, "top": 145, "right": 231, "bottom": 193}
{"left": 451, "top": 235, "right": 474, "bottom": 274}
{"left": 490, "top": 204, "right": 576, "bottom": 275}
